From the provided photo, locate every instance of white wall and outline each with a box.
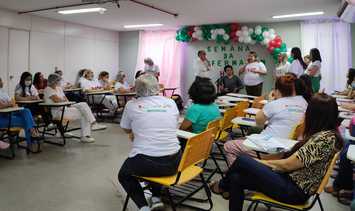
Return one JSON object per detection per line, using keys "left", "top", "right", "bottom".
{"left": 0, "top": 8, "right": 119, "bottom": 94}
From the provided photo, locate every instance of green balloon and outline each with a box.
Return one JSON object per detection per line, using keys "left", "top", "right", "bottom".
{"left": 251, "top": 32, "right": 257, "bottom": 40}
{"left": 280, "top": 43, "right": 287, "bottom": 52}
{"left": 273, "top": 48, "right": 281, "bottom": 55}
{"left": 288, "top": 56, "right": 294, "bottom": 63}
{"left": 256, "top": 34, "right": 264, "bottom": 42}
{"left": 262, "top": 26, "right": 269, "bottom": 32}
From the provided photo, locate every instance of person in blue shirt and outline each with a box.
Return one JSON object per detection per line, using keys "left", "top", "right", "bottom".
{"left": 180, "top": 77, "right": 221, "bottom": 134}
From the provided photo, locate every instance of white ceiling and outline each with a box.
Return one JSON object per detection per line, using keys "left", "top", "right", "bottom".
{"left": 0, "top": 0, "right": 342, "bottom": 31}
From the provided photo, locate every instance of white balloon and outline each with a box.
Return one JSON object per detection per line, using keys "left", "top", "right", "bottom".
{"left": 241, "top": 26, "right": 248, "bottom": 31}
{"left": 270, "top": 33, "right": 276, "bottom": 40}
{"left": 245, "top": 36, "right": 252, "bottom": 43}
{"left": 255, "top": 25, "right": 262, "bottom": 31}
{"left": 238, "top": 36, "right": 244, "bottom": 43}
{"left": 223, "top": 34, "right": 230, "bottom": 40}
{"left": 196, "top": 30, "right": 203, "bottom": 36}
{"left": 262, "top": 31, "right": 270, "bottom": 38}
{"left": 255, "top": 28, "right": 262, "bottom": 35}
{"left": 218, "top": 29, "right": 225, "bottom": 34}
{"left": 269, "top": 28, "right": 275, "bottom": 34}
{"left": 211, "top": 33, "right": 217, "bottom": 40}
{"left": 192, "top": 32, "right": 197, "bottom": 38}
{"left": 262, "top": 39, "right": 269, "bottom": 45}
{"left": 236, "top": 30, "right": 242, "bottom": 36}
{"left": 197, "top": 35, "right": 203, "bottom": 40}
{"left": 242, "top": 30, "right": 249, "bottom": 37}
{"left": 248, "top": 28, "right": 254, "bottom": 34}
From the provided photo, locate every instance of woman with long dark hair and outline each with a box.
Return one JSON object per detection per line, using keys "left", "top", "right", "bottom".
{"left": 210, "top": 93, "right": 342, "bottom": 211}
{"left": 15, "top": 72, "right": 40, "bottom": 101}
{"left": 306, "top": 48, "right": 322, "bottom": 92}
{"left": 33, "top": 72, "right": 47, "bottom": 98}
{"left": 288, "top": 47, "right": 307, "bottom": 78}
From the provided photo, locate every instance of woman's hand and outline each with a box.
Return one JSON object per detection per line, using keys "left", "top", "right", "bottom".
{"left": 128, "top": 133, "right": 134, "bottom": 142}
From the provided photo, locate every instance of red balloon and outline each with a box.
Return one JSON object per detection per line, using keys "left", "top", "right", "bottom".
{"left": 275, "top": 40, "right": 282, "bottom": 48}
{"left": 269, "top": 40, "right": 277, "bottom": 47}
{"left": 230, "top": 32, "right": 236, "bottom": 38}
{"left": 274, "top": 36, "right": 282, "bottom": 42}
{"left": 230, "top": 23, "right": 240, "bottom": 31}
{"left": 187, "top": 31, "right": 193, "bottom": 37}
{"left": 192, "top": 37, "right": 198, "bottom": 42}
{"left": 267, "top": 46, "right": 275, "bottom": 53}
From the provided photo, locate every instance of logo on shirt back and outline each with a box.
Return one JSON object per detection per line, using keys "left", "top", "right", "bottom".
{"left": 138, "top": 104, "right": 171, "bottom": 112}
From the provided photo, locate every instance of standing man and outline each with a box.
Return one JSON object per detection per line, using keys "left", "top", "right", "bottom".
{"left": 194, "top": 50, "right": 214, "bottom": 79}
{"left": 239, "top": 51, "right": 267, "bottom": 96}
{"left": 144, "top": 58, "right": 160, "bottom": 80}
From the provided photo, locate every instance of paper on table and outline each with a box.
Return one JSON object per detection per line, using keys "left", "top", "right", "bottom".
{"left": 246, "top": 134, "right": 296, "bottom": 153}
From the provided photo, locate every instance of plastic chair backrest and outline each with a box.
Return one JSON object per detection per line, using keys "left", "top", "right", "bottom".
{"left": 252, "top": 96, "right": 265, "bottom": 109}
{"left": 207, "top": 118, "right": 221, "bottom": 131}
{"left": 316, "top": 152, "right": 339, "bottom": 194}
{"left": 221, "top": 108, "right": 235, "bottom": 131}
{"left": 288, "top": 121, "right": 305, "bottom": 140}
{"left": 177, "top": 128, "right": 216, "bottom": 172}
{"left": 234, "top": 101, "right": 249, "bottom": 117}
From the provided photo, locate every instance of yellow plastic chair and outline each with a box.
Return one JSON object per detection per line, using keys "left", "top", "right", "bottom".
{"left": 247, "top": 152, "right": 339, "bottom": 211}
{"left": 288, "top": 121, "right": 305, "bottom": 140}
{"left": 122, "top": 128, "right": 217, "bottom": 211}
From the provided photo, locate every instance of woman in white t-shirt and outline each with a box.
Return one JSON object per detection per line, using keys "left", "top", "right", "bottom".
{"left": 239, "top": 51, "right": 267, "bottom": 96}
{"left": 224, "top": 75, "right": 308, "bottom": 165}
{"left": 44, "top": 74, "right": 106, "bottom": 143}
{"left": 119, "top": 74, "right": 181, "bottom": 211}
{"left": 288, "top": 47, "right": 307, "bottom": 78}
{"left": 14, "top": 72, "right": 40, "bottom": 102}
{"left": 275, "top": 53, "right": 290, "bottom": 78}
{"left": 305, "top": 48, "right": 322, "bottom": 93}
{"left": 114, "top": 71, "right": 132, "bottom": 93}
{"left": 80, "top": 69, "right": 118, "bottom": 114}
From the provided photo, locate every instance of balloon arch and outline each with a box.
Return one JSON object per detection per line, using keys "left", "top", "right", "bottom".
{"left": 176, "top": 23, "right": 291, "bottom": 63}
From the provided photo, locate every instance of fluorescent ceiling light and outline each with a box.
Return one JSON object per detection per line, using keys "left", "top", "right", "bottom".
{"left": 124, "top": 24, "right": 163, "bottom": 29}
{"left": 272, "top": 11, "right": 324, "bottom": 19}
{"left": 58, "top": 7, "right": 106, "bottom": 15}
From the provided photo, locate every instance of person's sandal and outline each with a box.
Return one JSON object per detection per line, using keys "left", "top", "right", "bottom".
{"left": 324, "top": 186, "right": 339, "bottom": 197}
{"left": 208, "top": 181, "right": 230, "bottom": 200}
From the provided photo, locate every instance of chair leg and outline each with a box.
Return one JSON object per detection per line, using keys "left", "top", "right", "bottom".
{"left": 247, "top": 201, "right": 255, "bottom": 211}
{"left": 122, "top": 194, "right": 129, "bottom": 211}
{"left": 317, "top": 196, "right": 324, "bottom": 211}
{"left": 200, "top": 174, "right": 213, "bottom": 211}
{"left": 165, "top": 188, "right": 177, "bottom": 211}
{"left": 210, "top": 154, "right": 225, "bottom": 178}
{"left": 216, "top": 142, "right": 229, "bottom": 167}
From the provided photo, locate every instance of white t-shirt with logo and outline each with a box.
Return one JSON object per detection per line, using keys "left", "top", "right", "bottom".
{"left": 0, "top": 88, "right": 11, "bottom": 103}
{"left": 79, "top": 78, "right": 101, "bottom": 90}
{"left": 14, "top": 84, "right": 39, "bottom": 97}
{"left": 120, "top": 95, "right": 181, "bottom": 158}
{"left": 114, "top": 81, "right": 130, "bottom": 91}
{"left": 243, "top": 62, "right": 267, "bottom": 86}
{"left": 306, "top": 60, "right": 322, "bottom": 77}
{"left": 275, "top": 62, "right": 290, "bottom": 77}
{"left": 43, "top": 86, "right": 66, "bottom": 117}
{"left": 261, "top": 96, "right": 308, "bottom": 138}
{"left": 288, "top": 60, "right": 305, "bottom": 78}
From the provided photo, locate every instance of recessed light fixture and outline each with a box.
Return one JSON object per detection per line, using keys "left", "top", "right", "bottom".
{"left": 272, "top": 11, "right": 324, "bottom": 19}
{"left": 58, "top": 7, "right": 106, "bottom": 15}
{"left": 124, "top": 24, "right": 163, "bottom": 29}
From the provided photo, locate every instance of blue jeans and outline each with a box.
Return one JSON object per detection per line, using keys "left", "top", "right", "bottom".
{"left": 0, "top": 108, "right": 35, "bottom": 144}
{"left": 219, "top": 155, "right": 308, "bottom": 211}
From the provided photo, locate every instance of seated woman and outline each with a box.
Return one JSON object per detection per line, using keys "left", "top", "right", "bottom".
{"left": 224, "top": 75, "right": 308, "bottom": 165}
{"left": 119, "top": 74, "right": 181, "bottom": 211}
{"left": 98, "top": 71, "right": 112, "bottom": 89}
{"left": 55, "top": 70, "right": 84, "bottom": 103}
{"left": 80, "top": 69, "right": 118, "bottom": 115}
{"left": 218, "top": 65, "right": 244, "bottom": 95}
{"left": 114, "top": 71, "right": 132, "bottom": 94}
{"left": 337, "top": 68, "right": 355, "bottom": 98}
{"left": 33, "top": 72, "right": 47, "bottom": 98}
{"left": 180, "top": 77, "right": 221, "bottom": 134}
{"left": 14, "top": 72, "right": 40, "bottom": 102}
{"left": 210, "top": 93, "right": 343, "bottom": 211}
{"left": 0, "top": 77, "right": 38, "bottom": 148}
{"left": 44, "top": 74, "right": 106, "bottom": 143}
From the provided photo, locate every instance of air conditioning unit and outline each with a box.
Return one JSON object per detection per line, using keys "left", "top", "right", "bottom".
{"left": 338, "top": 0, "right": 355, "bottom": 23}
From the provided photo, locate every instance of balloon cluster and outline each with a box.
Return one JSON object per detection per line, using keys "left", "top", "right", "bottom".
{"left": 176, "top": 23, "right": 289, "bottom": 63}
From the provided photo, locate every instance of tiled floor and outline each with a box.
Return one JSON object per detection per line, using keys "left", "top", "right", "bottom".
{"left": 0, "top": 124, "right": 350, "bottom": 211}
